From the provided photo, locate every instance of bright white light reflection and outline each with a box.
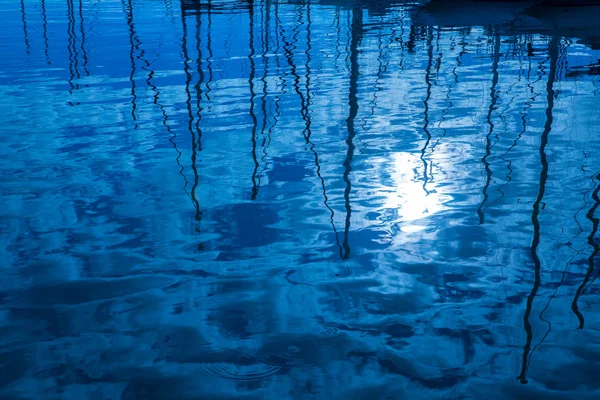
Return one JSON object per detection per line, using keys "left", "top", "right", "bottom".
{"left": 382, "top": 152, "right": 446, "bottom": 230}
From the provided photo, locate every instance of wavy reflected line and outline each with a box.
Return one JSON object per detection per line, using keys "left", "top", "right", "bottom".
{"left": 20, "top": 0, "right": 30, "bottom": 54}
{"left": 571, "top": 172, "right": 600, "bottom": 329}
{"left": 123, "top": 8, "right": 191, "bottom": 206}
{"left": 427, "top": 29, "right": 443, "bottom": 182}
{"left": 477, "top": 32, "right": 501, "bottom": 224}
{"left": 518, "top": 36, "right": 558, "bottom": 385}
{"left": 41, "top": 0, "right": 50, "bottom": 64}
{"left": 430, "top": 36, "right": 456, "bottom": 156}
{"left": 260, "top": 0, "right": 282, "bottom": 174}
{"left": 486, "top": 56, "right": 541, "bottom": 212}
{"left": 205, "top": 0, "right": 214, "bottom": 103}
{"left": 67, "top": 0, "right": 79, "bottom": 96}
{"left": 78, "top": 0, "right": 90, "bottom": 76}
{"left": 180, "top": 7, "right": 203, "bottom": 227}
{"left": 389, "top": 11, "right": 405, "bottom": 71}
{"left": 334, "top": 8, "right": 342, "bottom": 67}
{"left": 194, "top": 10, "right": 205, "bottom": 153}
{"left": 248, "top": 0, "right": 260, "bottom": 200}
{"left": 341, "top": 7, "right": 361, "bottom": 260}
{"left": 149, "top": 71, "right": 192, "bottom": 203}
{"left": 278, "top": 3, "right": 343, "bottom": 258}
{"left": 428, "top": 28, "right": 448, "bottom": 182}
{"left": 533, "top": 173, "right": 593, "bottom": 357}
{"left": 256, "top": 0, "right": 269, "bottom": 187}
{"left": 122, "top": 0, "right": 139, "bottom": 126}
{"left": 420, "top": 27, "right": 433, "bottom": 197}
{"left": 366, "top": 16, "right": 387, "bottom": 129}
{"left": 123, "top": 0, "right": 192, "bottom": 212}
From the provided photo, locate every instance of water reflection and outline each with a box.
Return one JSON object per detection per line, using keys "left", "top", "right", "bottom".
{"left": 2, "top": 0, "right": 600, "bottom": 398}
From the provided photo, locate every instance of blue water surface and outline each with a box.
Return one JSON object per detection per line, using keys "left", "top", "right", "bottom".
{"left": 1, "top": 0, "right": 600, "bottom": 398}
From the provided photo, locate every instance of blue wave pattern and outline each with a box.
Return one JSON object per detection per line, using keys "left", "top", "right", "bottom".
{"left": 1, "top": 0, "right": 600, "bottom": 398}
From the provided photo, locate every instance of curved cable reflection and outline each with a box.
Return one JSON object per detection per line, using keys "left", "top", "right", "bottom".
{"left": 341, "top": 7, "right": 361, "bottom": 260}
{"left": 518, "top": 36, "right": 559, "bottom": 385}
{"left": 477, "top": 31, "right": 501, "bottom": 224}
{"left": 571, "top": 172, "right": 600, "bottom": 329}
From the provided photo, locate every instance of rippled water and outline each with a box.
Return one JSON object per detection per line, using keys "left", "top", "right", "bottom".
{"left": 2, "top": 0, "right": 600, "bottom": 398}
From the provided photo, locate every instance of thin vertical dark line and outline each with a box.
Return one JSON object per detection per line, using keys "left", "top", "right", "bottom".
{"left": 180, "top": 5, "right": 202, "bottom": 225}
{"left": 261, "top": 0, "right": 281, "bottom": 169}
{"left": 67, "top": 0, "right": 78, "bottom": 94}
{"left": 20, "top": 0, "right": 30, "bottom": 54}
{"left": 517, "top": 36, "right": 558, "bottom": 385}
{"left": 192, "top": 6, "right": 204, "bottom": 242}
{"left": 258, "top": 0, "right": 270, "bottom": 163}
{"left": 428, "top": 27, "right": 443, "bottom": 181}
{"left": 149, "top": 70, "right": 191, "bottom": 201}
{"left": 194, "top": 10, "right": 204, "bottom": 152}
{"left": 41, "top": 0, "right": 50, "bottom": 64}
{"left": 304, "top": 1, "right": 342, "bottom": 257}
{"left": 369, "top": 16, "right": 386, "bottom": 124}
{"left": 123, "top": 0, "right": 138, "bottom": 127}
{"left": 278, "top": 2, "right": 342, "bottom": 257}
{"left": 78, "top": 0, "right": 90, "bottom": 76}
{"left": 134, "top": 6, "right": 190, "bottom": 201}
{"left": 248, "top": 0, "right": 260, "bottom": 200}
{"left": 477, "top": 31, "right": 501, "bottom": 224}
{"left": 205, "top": 0, "right": 214, "bottom": 102}
{"left": 487, "top": 56, "right": 541, "bottom": 211}
{"left": 571, "top": 172, "right": 600, "bottom": 329}
{"left": 420, "top": 27, "right": 433, "bottom": 196}
{"left": 342, "top": 7, "right": 361, "bottom": 260}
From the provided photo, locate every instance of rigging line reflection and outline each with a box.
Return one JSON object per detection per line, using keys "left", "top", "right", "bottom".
{"left": 122, "top": 0, "right": 138, "bottom": 126}
{"left": 260, "top": 0, "right": 282, "bottom": 173}
{"left": 20, "top": 0, "right": 30, "bottom": 54}
{"left": 367, "top": 16, "right": 386, "bottom": 128}
{"left": 78, "top": 0, "right": 90, "bottom": 76}
{"left": 149, "top": 71, "right": 191, "bottom": 202}
{"left": 485, "top": 55, "right": 541, "bottom": 212}
{"left": 248, "top": 0, "right": 260, "bottom": 200}
{"left": 334, "top": 8, "right": 342, "bottom": 66}
{"left": 477, "top": 31, "right": 501, "bottom": 224}
{"left": 180, "top": 6, "right": 203, "bottom": 225}
{"left": 531, "top": 43, "right": 578, "bottom": 352}
{"left": 67, "top": 0, "right": 79, "bottom": 95}
{"left": 427, "top": 27, "right": 444, "bottom": 182}
{"left": 420, "top": 26, "right": 433, "bottom": 197}
{"left": 341, "top": 7, "right": 361, "bottom": 260}
{"left": 41, "top": 0, "right": 50, "bottom": 64}
{"left": 571, "top": 172, "right": 600, "bottom": 329}
{"left": 397, "top": 10, "right": 406, "bottom": 71}
{"left": 278, "top": 2, "right": 343, "bottom": 257}
{"left": 517, "top": 36, "right": 558, "bottom": 385}
{"left": 305, "top": 2, "right": 342, "bottom": 258}
{"left": 205, "top": 0, "right": 214, "bottom": 103}
{"left": 126, "top": 4, "right": 190, "bottom": 201}
{"left": 194, "top": 10, "right": 204, "bottom": 153}
{"left": 258, "top": 1, "right": 269, "bottom": 175}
